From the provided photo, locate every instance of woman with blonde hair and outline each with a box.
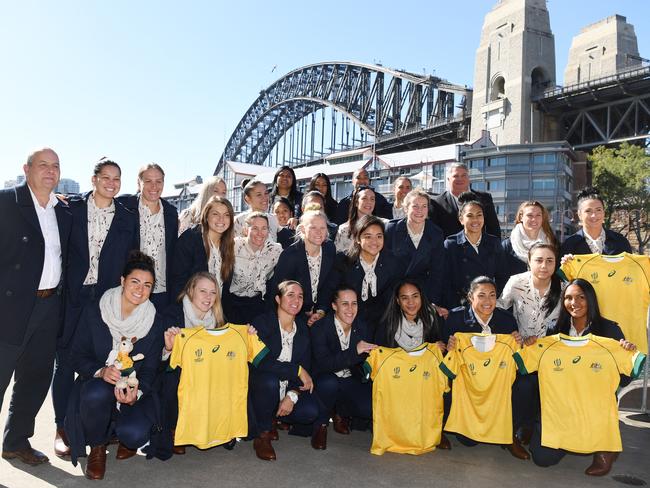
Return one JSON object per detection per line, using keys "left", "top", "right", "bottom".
{"left": 178, "top": 176, "right": 227, "bottom": 235}
{"left": 170, "top": 195, "right": 235, "bottom": 299}
{"left": 160, "top": 271, "right": 226, "bottom": 455}
{"left": 502, "top": 201, "right": 557, "bottom": 278}
{"left": 270, "top": 204, "right": 336, "bottom": 326}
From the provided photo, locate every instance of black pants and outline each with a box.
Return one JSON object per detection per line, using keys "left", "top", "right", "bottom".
{"left": 314, "top": 373, "right": 372, "bottom": 424}
{"left": 0, "top": 293, "right": 61, "bottom": 450}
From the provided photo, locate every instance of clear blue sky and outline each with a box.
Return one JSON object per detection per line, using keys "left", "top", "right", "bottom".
{"left": 1, "top": 0, "right": 648, "bottom": 193}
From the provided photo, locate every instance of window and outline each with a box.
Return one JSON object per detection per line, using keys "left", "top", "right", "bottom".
{"left": 507, "top": 177, "right": 529, "bottom": 190}
{"left": 532, "top": 179, "right": 555, "bottom": 191}
{"left": 469, "top": 159, "right": 484, "bottom": 170}
{"left": 533, "top": 153, "right": 556, "bottom": 165}
{"left": 486, "top": 179, "right": 505, "bottom": 191}
{"left": 472, "top": 181, "right": 486, "bottom": 191}
{"left": 487, "top": 156, "right": 506, "bottom": 167}
{"left": 490, "top": 76, "right": 505, "bottom": 101}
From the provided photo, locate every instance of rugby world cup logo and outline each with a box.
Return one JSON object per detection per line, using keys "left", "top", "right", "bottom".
{"left": 194, "top": 348, "right": 204, "bottom": 363}
{"left": 590, "top": 272, "right": 599, "bottom": 284}
{"left": 553, "top": 358, "right": 563, "bottom": 371}
{"left": 393, "top": 367, "right": 401, "bottom": 379}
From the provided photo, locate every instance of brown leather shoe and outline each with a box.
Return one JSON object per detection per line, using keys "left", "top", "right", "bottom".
{"left": 516, "top": 426, "right": 533, "bottom": 446}
{"left": 502, "top": 438, "right": 530, "bottom": 460}
{"left": 311, "top": 424, "right": 328, "bottom": 450}
{"left": 438, "top": 433, "right": 452, "bottom": 450}
{"left": 2, "top": 447, "right": 50, "bottom": 466}
{"left": 116, "top": 442, "right": 137, "bottom": 460}
{"left": 333, "top": 414, "right": 350, "bottom": 435}
{"left": 585, "top": 451, "right": 618, "bottom": 476}
{"left": 85, "top": 445, "right": 107, "bottom": 480}
{"left": 254, "top": 431, "right": 276, "bottom": 461}
{"left": 54, "top": 428, "right": 71, "bottom": 458}
{"left": 270, "top": 428, "right": 279, "bottom": 441}
{"left": 170, "top": 430, "right": 186, "bottom": 455}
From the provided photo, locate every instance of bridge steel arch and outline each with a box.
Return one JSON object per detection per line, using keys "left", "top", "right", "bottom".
{"left": 218, "top": 62, "right": 471, "bottom": 166}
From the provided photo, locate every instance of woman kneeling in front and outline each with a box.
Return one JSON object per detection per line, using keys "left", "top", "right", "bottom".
{"left": 65, "top": 251, "right": 163, "bottom": 480}
{"left": 250, "top": 281, "right": 326, "bottom": 461}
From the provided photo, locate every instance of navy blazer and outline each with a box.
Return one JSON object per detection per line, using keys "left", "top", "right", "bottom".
{"left": 277, "top": 227, "right": 296, "bottom": 250}
{"left": 443, "top": 231, "right": 508, "bottom": 308}
{"left": 116, "top": 194, "right": 178, "bottom": 301}
{"left": 428, "top": 189, "right": 501, "bottom": 239}
{"left": 252, "top": 309, "right": 312, "bottom": 391}
{"left": 334, "top": 191, "right": 393, "bottom": 225}
{"left": 169, "top": 226, "right": 209, "bottom": 299}
{"left": 69, "top": 300, "right": 163, "bottom": 396}
{"left": 63, "top": 193, "right": 139, "bottom": 345}
{"left": 268, "top": 240, "right": 336, "bottom": 314}
{"left": 442, "top": 305, "right": 518, "bottom": 342}
{"left": 310, "top": 313, "right": 371, "bottom": 377}
{"left": 0, "top": 183, "right": 72, "bottom": 345}
{"left": 560, "top": 228, "right": 632, "bottom": 257}
{"left": 324, "top": 250, "right": 405, "bottom": 334}
{"left": 384, "top": 218, "right": 445, "bottom": 304}
{"left": 501, "top": 237, "right": 529, "bottom": 278}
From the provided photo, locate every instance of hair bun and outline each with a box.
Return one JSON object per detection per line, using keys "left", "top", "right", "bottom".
{"left": 127, "top": 250, "right": 154, "bottom": 268}
{"left": 303, "top": 203, "right": 322, "bottom": 212}
{"left": 457, "top": 191, "right": 479, "bottom": 205}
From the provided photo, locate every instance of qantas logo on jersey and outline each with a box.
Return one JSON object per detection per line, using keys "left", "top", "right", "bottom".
{"left": 553, "top": 358, "right": 563, "bottom": 372}
{"left": 392, "top": 367, "right": 401, "bottom": 379}
{"left": 194, "top": 348, "right": 204, "bottom": 363}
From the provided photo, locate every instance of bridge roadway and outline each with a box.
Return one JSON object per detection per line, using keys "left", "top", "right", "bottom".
{"left": 2, "top": 383, "right": 649, "bottom": 487}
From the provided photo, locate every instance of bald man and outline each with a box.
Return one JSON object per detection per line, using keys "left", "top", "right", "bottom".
{"left": 0, "top": 148, "right": 72, "bottom": 465}
{"left": 334, "top": 168, "right": 393, "bottom": 224}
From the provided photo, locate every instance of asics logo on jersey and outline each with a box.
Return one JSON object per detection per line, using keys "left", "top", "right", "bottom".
{"left": 409, "top": 365, "right": 417, "bottom": 372}
{"left": 483, "top": 359, "right": 491, "bottom": 367}
{"left": 212, "top": 345, "right": 220, "bottom": 353}
{"left": 608, "top": 270, "right": 616, "bottom": 277}
{"left": 572, "top": 356, "right": 581, "bottom": 364}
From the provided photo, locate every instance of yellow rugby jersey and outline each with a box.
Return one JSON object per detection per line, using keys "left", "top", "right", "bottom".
{"left": 560, "top": 253, "right": 650, "bottom": 353}
{"left": 514, "top": 333, "right": 646, "bottom": 453}
{"left": 169, "top": 325, "right": 268, "bottom": 449}
{"left": 440, "top": 333, "right": 519, "bottom": 444}
{"left": 363, "top": 343, "right": 449, "bottom": 455}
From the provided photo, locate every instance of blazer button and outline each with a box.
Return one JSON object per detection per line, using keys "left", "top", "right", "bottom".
{"left": 462, "top": 258, "right": 467, "bottom": 263}
{"left": 22, "top": 236, "right": 29, "bottom": 243}
{"left": 6, "top": 290, "right": 13, "bottom": 297}
{"left": 14, "top": 263, "right": 21, "bottom": 270}
{"left": 465, "top": 275, "right": 470, "bottom": 280}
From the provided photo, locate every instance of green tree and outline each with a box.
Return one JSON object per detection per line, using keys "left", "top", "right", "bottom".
{"left": 589, "top": 142, "right": 650, "bottom": 254}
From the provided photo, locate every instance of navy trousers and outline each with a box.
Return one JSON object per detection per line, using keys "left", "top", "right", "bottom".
{"left": 160, "top": 368, "right": 181, "bottom": 431}
{"left": 314, "top": 373, "right": 372, "bottom": 424}
{"left": 250, "top": 370, "right": 321, "bottom": 434}
{"left": 529, "top": 421, "right": 566, "bottom": 467}
{"left": 80, "top": 379, "right": 155, "bottom": 449}
{"left": 0, "top": 293, "right": 61, "bottom": 450}
{"left": 223, "top": 294, "right": 265, "bottom": 325}
{"left": 52, "top": 284, "right": 96, "bottom": 428}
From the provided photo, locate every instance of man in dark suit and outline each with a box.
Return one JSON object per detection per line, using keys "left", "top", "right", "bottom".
{"left": 0, "top": 148, "right": 71, "bottom": 465}
{"left": 334, "top": 168, "right": 393, "bottom": 224}
{"left": 428, "top": 162, "right": 501, "bottom": 238}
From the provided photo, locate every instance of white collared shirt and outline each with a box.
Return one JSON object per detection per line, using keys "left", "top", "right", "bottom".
{"left": 230, "top": 237, "right": 282, "bottom": 297}
{"left": 277, "top": 320, "right": 297, "bottom": 399}
{"left": 29, "top": 188, "right": 62, "bottom": 289}
{"left": 84, "top": 194, "right": 115, "bottom": 285}
{"left": 333, "top": 317, "right": 352, "bottom": 378}
{"left": 138, "top": 198, "right": 166, "bottom": 293}
{"left": 474, "top": 311, "right": 493, "bottom": 334}
{"left": 464, "top": 232, "right": 482, "bottom": 254}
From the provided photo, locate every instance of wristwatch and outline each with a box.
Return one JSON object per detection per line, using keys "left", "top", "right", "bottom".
{"left": 286, "top": 390, "right": 299, "bottom": 404}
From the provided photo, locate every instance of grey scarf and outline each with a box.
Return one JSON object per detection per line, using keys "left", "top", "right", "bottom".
{"left": 99, "top": 286, "right": 156, "bottom": 348}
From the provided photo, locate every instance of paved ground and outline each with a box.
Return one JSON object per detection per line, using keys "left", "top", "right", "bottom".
{"left": 1, "top": 381, "right": 649, "bottom": 488}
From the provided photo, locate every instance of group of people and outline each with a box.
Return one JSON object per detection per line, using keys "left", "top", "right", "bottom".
{"left": 0, "top": 148, "right": 643, "bottom": 481}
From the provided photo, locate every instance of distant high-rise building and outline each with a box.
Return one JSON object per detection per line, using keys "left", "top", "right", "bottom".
{"left": 4, "top": 175, "right": 25, "bottom": 188}
{"left": 56, "top": 178, "right": 80, "bottom": 194}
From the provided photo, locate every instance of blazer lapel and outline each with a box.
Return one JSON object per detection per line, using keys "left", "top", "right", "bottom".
{"left": 16, "top": 184, "right": 42, "bottom": 236}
